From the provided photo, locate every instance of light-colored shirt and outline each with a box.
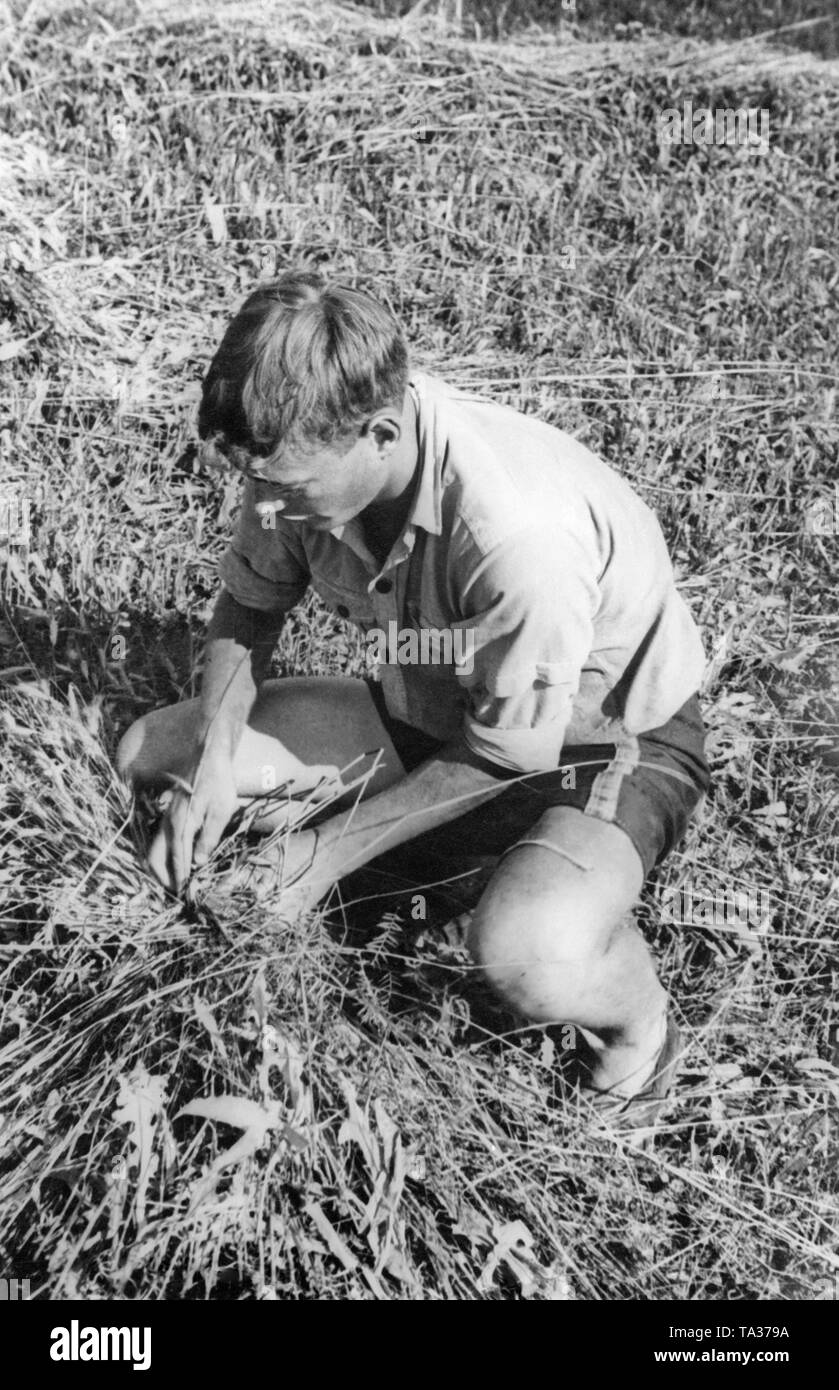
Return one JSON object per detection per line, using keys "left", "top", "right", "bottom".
{"left": 219, "top": 371, "right": 706, "bottom": 773}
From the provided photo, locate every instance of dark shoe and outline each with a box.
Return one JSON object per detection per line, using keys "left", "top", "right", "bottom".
{"left": 585, "top": 1017, "right": 683, "bottom": 1140}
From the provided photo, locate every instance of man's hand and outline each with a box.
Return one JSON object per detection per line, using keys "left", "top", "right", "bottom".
{"left": 147, "top": 743, "right": 239, "bottom": 893}
{"left": 147, "top": 739, "right": 344, "bottom": 895}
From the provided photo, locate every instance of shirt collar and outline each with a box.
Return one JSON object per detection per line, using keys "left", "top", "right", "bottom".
{"left": 404, "top": 373, "right": 443, "bottom": 537}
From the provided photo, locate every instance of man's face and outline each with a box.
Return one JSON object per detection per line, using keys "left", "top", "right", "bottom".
{"left": 202, "top": 426, "right": 391, "bottom": 532}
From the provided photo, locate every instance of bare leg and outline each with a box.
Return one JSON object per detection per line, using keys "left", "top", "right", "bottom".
{"left": 119, "top": 688, "right": 667, "bottom": 1091}
{"left": 116, "top": 677, "right": 408, "bottom": 827}
{"left": 467, "top": 805, "right": 668, "bottom": 1096}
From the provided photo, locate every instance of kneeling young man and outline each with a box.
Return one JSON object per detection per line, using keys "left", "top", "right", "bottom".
{"left": 117, "top": 268, "right": 710, "bottom": 1119}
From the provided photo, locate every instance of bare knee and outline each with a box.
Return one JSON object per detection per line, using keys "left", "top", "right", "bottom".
{"left": 114, "top": 698, "right": 201, "bottom": 788}
{"left": 115, "top": 711, "right": 194, "bottom": 787}
{"left": 467, "top": 898, "right": 614, "bottom": 1021}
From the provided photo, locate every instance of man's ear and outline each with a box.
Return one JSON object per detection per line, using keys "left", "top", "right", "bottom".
{"left": 366, "top": 409, "right": 402, "bottom": 454}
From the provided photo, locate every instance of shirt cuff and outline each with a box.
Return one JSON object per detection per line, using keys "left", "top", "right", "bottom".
{"left": 462, "top": 716, "right": 567, "bottom": 775}
{"left": 218, "top": 547, "right": 307, "bottom": 613}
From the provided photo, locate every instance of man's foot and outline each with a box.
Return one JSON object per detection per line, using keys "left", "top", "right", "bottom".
{"left": 585, "top": 1017, "right": 684, "bottom": 1140}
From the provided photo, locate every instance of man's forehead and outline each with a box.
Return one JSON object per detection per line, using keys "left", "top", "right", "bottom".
{"left": 268, "top": 433, "right": 359, "bottom": 470}
{"left": 218, "top": 436, "right": 318, "bottom": 470}
{"left": 202, "top": 425, "right": 361, "bottom": 477}
{"left": 264, "top": 441, "right": 333, "bottom": 475}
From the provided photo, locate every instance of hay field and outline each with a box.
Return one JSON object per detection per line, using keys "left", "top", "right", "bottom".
{"left": 0, "top": 0, "right": 837, "bottom": 1301}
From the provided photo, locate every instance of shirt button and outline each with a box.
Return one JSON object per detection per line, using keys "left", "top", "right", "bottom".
{"left": 337, "top": 604, "right": 349, "bottom": 618}
{"left": 375, "top": 578, "right": 392, "bottom": 594}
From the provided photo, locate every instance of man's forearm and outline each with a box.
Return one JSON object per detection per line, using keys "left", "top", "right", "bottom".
{"left": 317, "top": 738, "right": 511, "bottom": 874}
{"left": 197, "top": 588, "right": 286, "bottom": 755}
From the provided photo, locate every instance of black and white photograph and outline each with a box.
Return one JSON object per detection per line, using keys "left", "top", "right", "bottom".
{"left": 0, "top": 0, "right": 837, "bottom": 1338}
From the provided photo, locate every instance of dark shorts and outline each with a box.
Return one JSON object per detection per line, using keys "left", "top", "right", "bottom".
{"left": 365, "top": 681, "right": 711, "bottom": 898}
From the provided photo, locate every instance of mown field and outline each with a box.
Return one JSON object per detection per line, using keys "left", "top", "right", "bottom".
{"left": 1, "top": 0, "right": 837, "bottom": 1300}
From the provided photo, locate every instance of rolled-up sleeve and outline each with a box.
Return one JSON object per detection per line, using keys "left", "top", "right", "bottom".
{"left": 218, "top": 480, "right": 310, "bottom": 613}
{"left": 457, "top": 529, "right": 599, "bottom": 773}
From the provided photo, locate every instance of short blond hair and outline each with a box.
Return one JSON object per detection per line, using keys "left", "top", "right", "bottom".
{"left": 198, "top": 269, "right": 409, "bottom": 457}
